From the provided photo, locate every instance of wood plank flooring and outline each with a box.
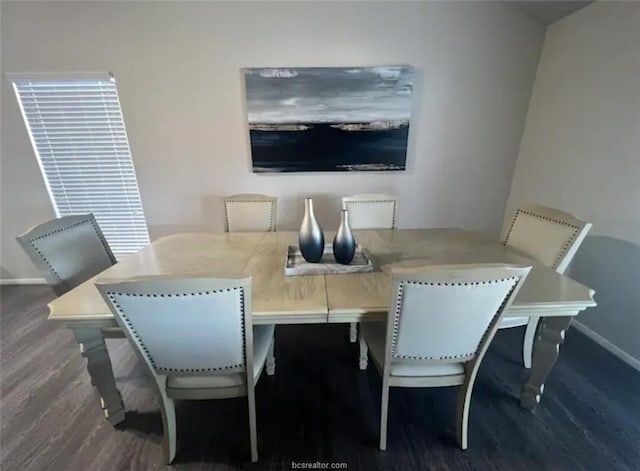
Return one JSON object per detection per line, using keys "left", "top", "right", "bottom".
{"left": 1, "top": 285, "right": 639, "bottom": 470}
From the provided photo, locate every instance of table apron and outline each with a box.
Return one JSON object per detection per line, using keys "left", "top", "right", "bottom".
{"left": 327, "top": 305, "right": 591, "bottom": 324}
{"left": 61, "top": 305, "right": 590, "bottom": 334}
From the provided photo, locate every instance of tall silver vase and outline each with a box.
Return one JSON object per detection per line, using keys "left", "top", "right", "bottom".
{"left": 333, "top": 209, "right": 356, "bottom": 264}
{"left": 299, "top": 198, "right": 324, "bottom": 263}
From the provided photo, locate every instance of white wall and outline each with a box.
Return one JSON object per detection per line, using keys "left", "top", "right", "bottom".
{"left": 504, "top": 1, "right": 640, "bottom": 360}
{"left": 0, "top": 1, "right": 544, "bottom": 279}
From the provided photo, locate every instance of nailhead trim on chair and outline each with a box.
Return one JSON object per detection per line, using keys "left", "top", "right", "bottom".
{"left": 28, "top": 216, "right": 114, "bottom": 290}
{"left": 344, "top": 199, "right": 397, "bottom": 229}
{"left": 108, "top": 287, "right": 247, "bottom": 373}
{"left": 474, "top": 280, "right": 519, "bottom": 355}
{"left": 223, "top": 199, "right": 276, "bottom": 232}
{"left": 504, "top": 209, "right": 580, "bottom": 270}
{"left": 390, "top": 277, "right": 519, "bottom": 360}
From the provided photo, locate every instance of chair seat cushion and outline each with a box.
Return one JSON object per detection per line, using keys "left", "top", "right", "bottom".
{"left": 167, "top": 324, "right": 275, "bottom": 389}
{"left": 498, "top": 316, "right": 529, "bottom": 329}
{"left": 361, "top": 321, "right": 465, "bottom": 377}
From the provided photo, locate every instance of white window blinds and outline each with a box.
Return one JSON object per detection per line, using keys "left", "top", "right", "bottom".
{"left": 10, "top": 72, "right": 150, "bottom": 258}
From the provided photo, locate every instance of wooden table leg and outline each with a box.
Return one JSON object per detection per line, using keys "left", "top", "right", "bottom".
{"left": 520, "top": 315, "right": 572, "bottom": 411}
{"left": 71, "top": 326, "right": 126, "bottom": 425}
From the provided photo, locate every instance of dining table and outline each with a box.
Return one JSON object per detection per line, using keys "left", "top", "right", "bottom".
{"left": 47, "top": 228, "right": 596, "bottom": 426}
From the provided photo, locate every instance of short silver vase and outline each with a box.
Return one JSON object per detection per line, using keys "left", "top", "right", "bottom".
{"left": 299, "top": 198, "right": 325, "bottom": 263}
{"left": 333, "top": 209, "right": 356, "bottom": 264}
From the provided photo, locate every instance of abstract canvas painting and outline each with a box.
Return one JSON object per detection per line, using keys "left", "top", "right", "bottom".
{"left": 244, "top": 66, "right": 413, "bottom": 172}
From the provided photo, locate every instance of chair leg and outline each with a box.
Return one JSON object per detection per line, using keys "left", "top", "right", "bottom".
{"left": 455, "top": 375, "right": 477, "bottom": 450}
{"left": 349, "top": 322, "right": 358, "bottom": 343}
{"left": 358, "top": 332, "right": 368, "bottom": 370}
{"left": 379, "top": 377, "right": 390, "bottom": 451}
{"left": 266, "top": 338, "right": 276, "bottom": 376}
{"left": 158, "top": 388, "right": 177, "bottom": 464}
{"left": 247, "top": 386, "right": 258, "bottom": 462}
{"left": 523, "top": 317, "right": 540, "bottom": 369}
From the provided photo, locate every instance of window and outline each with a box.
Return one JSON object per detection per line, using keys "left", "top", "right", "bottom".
{"left": 10, "top": 72, "right": 150, "bottom": 258}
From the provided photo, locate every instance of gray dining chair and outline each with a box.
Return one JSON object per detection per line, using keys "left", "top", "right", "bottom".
{"left": 342, "top": 193, "right": 398, "bottom": 344}
{"left": 499, "top": 204, "right": 592, "bottom": 367}
{"left": 359, "top": 264, "right": 530, "bottom": 450}
{"left": 16, "top": 214, "right": 116, "bottom": 296}
{"left": 97, "top": 275, "right": 275, "bottom": 464}
{"left": 223, "top": 194, "right": 277, "bottom": 232}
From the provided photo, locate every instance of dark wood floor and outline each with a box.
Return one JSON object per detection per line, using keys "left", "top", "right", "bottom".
{"left": 1, "top": 285, "right": 639, "bottom": 471}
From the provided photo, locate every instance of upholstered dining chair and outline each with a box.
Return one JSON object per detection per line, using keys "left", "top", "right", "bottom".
{"left": 499, "top": 204, "right": 592, "bottom": 368}
{"left": 342, "top": 193, "right": 398, "bottom": 344}
{"left": 359, "top": 264, "right": 531, "bottom": 450}
{"left": 97, "top": 276, "right": 275, "bottom": 464}
{"left": 16, "top": 214, "right": 116, "bottom": 296}
{"left": 341, "top": 193, "right": 397, "bottom": 230}
{"left": 223, "top": 194, "right": 277, "bottom": 232}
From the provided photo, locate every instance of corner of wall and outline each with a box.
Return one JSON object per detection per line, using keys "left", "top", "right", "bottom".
{"left": 501, "top": 25, "right": 550, "bottom": 238}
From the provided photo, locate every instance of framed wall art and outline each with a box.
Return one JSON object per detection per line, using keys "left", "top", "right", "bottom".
{"left": 243, "top": 66, "right": 414, "bottom": 172}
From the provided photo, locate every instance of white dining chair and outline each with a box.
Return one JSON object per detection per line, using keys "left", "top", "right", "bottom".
{"left": 359, "top": 264, "right": 531, "bottom": 450}
{"left": 17, "top": 214, "right": 116, "bottom": 296}
{"left": 97, "top": 275, "right": 276, "bottom": 464}
{"left": 341, "top": 193, "right": 397, "bottom": 230}
{"left": 223, "top": 194, "right": 277, "bottom": 232}
{"left": 342, "top": 194, "right": 398, "bottom": 344}
{"left": 499, "top": 204, "right": 592, "bottom": 368}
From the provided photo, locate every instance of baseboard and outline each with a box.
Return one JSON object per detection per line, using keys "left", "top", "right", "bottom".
{"left": 0, "top": 278, "right": 47, "bottom": 286}
{"left": 572, "top": 320, "right": 640, "bottom": 372}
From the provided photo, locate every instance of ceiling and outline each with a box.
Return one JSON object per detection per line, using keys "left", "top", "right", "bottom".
{"left": 502, "top": 0, "right": 595, "bottom": 25}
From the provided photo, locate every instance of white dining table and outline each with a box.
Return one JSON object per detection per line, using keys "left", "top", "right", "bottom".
{"left": 48, "top": 229, "right": 596, "bottom": 425}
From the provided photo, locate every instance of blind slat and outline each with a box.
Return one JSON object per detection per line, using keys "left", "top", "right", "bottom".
{"left": 32, "top": 131, "right": 127, "bottom": 136}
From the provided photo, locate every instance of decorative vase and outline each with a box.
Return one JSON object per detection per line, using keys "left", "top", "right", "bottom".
{"left": 299, "top": 198, "right": 325, "bottom": 263}
{"left": 333, "top": 209, "right": 356, "bottom": 265}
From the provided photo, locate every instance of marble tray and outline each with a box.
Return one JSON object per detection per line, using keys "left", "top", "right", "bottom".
{"left": 285, "top": 245, "right": 374, "bottom": 276}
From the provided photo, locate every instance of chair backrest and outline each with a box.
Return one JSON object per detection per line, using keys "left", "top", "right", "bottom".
{"left": 384, "top": 265, "right": 530, "bottom": 367}
{"left": 503, "top": 205, "right": 592, "bottom": 274}
{"left": 342, "top": 194, "right": 397, "bottom": 229}
{"left": 16, "top": 214, "right": 116, "bottom": 296}
{"left": 97, "top": 276, "right": 253, "bottom": 378}
{"left": 223, "top": 194, "right": 277, "bottom": 232}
